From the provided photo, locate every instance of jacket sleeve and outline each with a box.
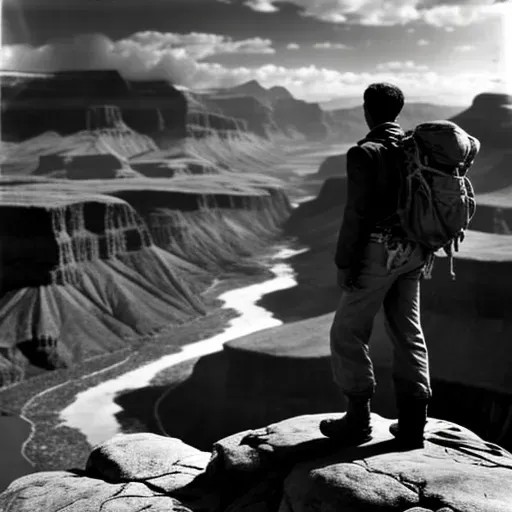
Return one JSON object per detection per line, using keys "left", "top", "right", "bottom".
{"left": 334, "top": 145, "right": 376, "bottom": 270}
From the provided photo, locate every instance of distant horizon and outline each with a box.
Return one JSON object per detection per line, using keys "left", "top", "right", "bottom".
{"left": 0, "top": 68, "right": 484, "bottom": 110}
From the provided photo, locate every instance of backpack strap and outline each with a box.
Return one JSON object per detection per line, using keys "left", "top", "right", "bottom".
{"left": 422, "top": 252, "right": 436, "bottom": 280}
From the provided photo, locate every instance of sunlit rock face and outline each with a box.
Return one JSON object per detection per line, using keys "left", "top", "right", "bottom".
{"left": 450, "top": 92, "right": 512, "bottom": 149}
{"left": 0, "top": 189, "right": 208, "bottom": 383}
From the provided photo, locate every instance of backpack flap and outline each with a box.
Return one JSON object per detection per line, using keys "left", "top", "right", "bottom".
{"left": 413, "top": 121, "right": 480, "bottom": 174}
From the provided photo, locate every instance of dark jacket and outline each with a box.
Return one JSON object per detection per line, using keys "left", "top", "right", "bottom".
{"left": 334, "top": 122, "right": 405, "bottom": 271}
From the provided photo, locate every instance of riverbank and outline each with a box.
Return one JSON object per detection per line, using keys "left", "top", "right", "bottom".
{"left": 0, "top": 414, "right": 34, "bottom": 492}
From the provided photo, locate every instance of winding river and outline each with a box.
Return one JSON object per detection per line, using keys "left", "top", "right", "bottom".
{"left": 59, "top": 245, "right": 307, "bottom": 447}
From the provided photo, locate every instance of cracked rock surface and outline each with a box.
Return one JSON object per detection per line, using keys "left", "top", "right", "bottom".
{"left": 2, "top": 414, "right": 512, "bottom": 511}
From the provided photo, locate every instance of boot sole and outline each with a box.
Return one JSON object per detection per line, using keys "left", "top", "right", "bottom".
{"left": 320, "top": 421, "right": 372, "bottom": 445}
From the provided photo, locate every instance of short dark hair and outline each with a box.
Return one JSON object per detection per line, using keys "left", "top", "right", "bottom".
{"left": 363, "top": 83, "right": 404, "bottom": 124}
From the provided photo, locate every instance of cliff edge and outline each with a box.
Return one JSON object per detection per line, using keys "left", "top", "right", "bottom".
{"left": 2, "top": 414, "right": 512, "bottom": 511}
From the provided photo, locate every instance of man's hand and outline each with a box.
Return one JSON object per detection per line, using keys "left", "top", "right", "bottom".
{"left": 337, "top": 267, "right": 361, "bottom": 292}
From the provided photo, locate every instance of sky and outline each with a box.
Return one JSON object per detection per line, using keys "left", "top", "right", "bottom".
{"left": 1, "top": 0, "right": 510, "bottom": 106}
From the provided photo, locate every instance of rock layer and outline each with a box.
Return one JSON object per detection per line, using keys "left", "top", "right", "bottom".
{"left": 0, "top": 173, "right": 291, "bottom": 386}
{"left": 0, "top": 71, "right": 187, "bottom": 142}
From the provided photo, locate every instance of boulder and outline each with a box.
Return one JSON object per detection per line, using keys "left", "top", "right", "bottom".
{"left": 0, "top": 470, "right": 192, "bottom": 512}
{"left": 3, "top": 416, "right": 512, "bottom": 511}
{"left": 86, "top": 432, "right": 211, "bottom": 494}
{"left": 280, "top": 416, "right": 512, "bottom": 511}
{"left": 209, "top": 413, "right": 512, "bottom": 512}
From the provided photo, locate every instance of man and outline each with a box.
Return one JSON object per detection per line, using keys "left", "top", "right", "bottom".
{"left": 319, "top": 83, "right": 431, "bottom": 450}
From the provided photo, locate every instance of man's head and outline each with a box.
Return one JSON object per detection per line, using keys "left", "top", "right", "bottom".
{"left": 363, "top": 83, "right": 405, "bottom": 129}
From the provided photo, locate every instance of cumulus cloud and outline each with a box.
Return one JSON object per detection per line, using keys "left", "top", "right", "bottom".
{"left": 241, "top": 0, "right": 507, "bottom": 27}
{"left": 126, "top": 31, "right": 275, "bottom": 60}
{"left": 0, "top": 31, "right": 501, "bottom": 105}
{"left": 376, "top": 60, "right": 429, "bottom": 71}
{"left": 286, "top": 43, "right": 300, "bottom": 50}
{"left": 243, "top": 0, "right": 279, "bottom": 13}
{"left": 313, "top": 42, "right": 351, "bottom": 49}
{"left": 0, "top": 31, "right": 276, "bottom": 86}
{"left": 417, "top": 39, "right": 430, "bottom": 46}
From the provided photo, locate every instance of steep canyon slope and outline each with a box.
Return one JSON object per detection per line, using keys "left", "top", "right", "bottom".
{"left": 0, "top": 73, "right": 294, "bottom": 387}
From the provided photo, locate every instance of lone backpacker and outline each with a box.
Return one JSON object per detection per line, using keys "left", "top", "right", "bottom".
{"left": 380, "top": 120, "right": 481, "bottom": 280}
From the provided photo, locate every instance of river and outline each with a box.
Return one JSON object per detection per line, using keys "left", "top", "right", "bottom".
{"left": 58, "top": 245, "right": 307, "bottom": 447}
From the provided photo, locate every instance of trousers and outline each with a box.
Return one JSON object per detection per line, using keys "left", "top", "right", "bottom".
{"left": 330, "top": 239, "right": 432, "bottom": 400}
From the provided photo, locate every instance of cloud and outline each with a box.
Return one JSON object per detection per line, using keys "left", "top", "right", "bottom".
{"left": 0, "top": 31, "right": 275, "bottom": 86}
{"left": 421, "top": 3, "right": 501, "bottom": 28}
{"left": 417, "top": 39, "right": 430, "bottom": 46}
{"left": 376, "top": 60, "right": 429, "bottom": 72}
{"left": 0, "top": 32, "right": 501, "bottom": 106}
{"left": 241, "top": 0, "right": 507, "bottom": 27}
{"left": 454, "top": 44, "right": 476, "bottom": 52}
{"left": 313, "top": 42, "right": 350, "bottom": 49}
{"left": 243, "top": 0, "right": 279, "bottom": 13}
{"left": 286, "top": 43, "right": 300, "bottom": 50}
{"left": 127, "top": 31, "right": 275, "bottom": 60}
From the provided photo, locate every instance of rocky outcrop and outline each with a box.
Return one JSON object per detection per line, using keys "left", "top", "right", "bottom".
{"left": 199, "top": 95, "right": 277, "bottom": 137}
{"left": 0, "top": 71, "right": 187, "bottom": 142}
{"left": 314, "top": 153, "right": 346, "bottom": 180}
{"left": 273, "top": 98, "right": 329, "bottom": 140}
{"left": 213, "top": 80, "right": 292, "bottom": 106}
{"left": 217, "top": 79, "right": 273, "bottom": 105}
{"left": 3, "top": 415, "right": 512, "bottom": 511}
{"left": 0, "top": 188, "right": 208, "bottom": 383}
{"left": 451, "top": 93, "right": 512, "bottom": 149}
{"left": 204, "top": 81, "right": 328, "bottom": 140}
{"left": 0, "top": 172, "right": 291, "bottom": 386}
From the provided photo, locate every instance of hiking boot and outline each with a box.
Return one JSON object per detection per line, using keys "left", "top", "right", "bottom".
{"left": 389, "top": 397, "right": 429, "bottom": 450}
{"left": 320, "top": 396, "right": 372, "bottom": 445}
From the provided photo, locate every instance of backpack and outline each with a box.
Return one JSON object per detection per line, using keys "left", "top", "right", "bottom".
{"left": 385, "top": 120, "right": 480, "bottom": 280}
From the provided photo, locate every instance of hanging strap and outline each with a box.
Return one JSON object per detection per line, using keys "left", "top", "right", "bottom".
{"left": 422, "top": 251, "right": 436, "bottom": 280}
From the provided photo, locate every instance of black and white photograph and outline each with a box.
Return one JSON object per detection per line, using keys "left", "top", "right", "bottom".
{"left": 0, "top": 0, "right": 511, "bottom": 510}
